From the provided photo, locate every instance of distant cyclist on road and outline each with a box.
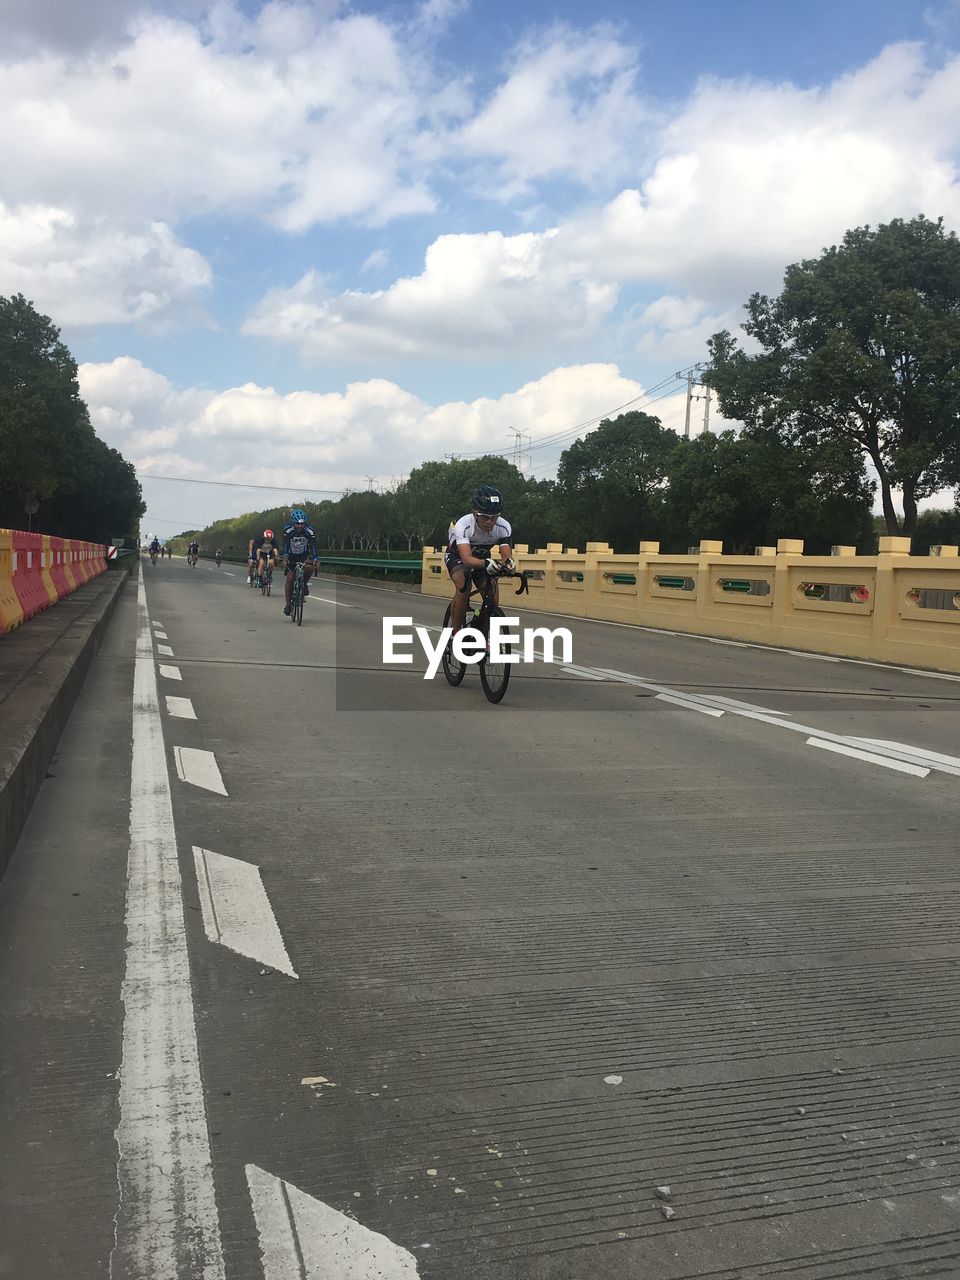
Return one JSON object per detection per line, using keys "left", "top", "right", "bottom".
{"left": 149, "top": 536, "right": 161, "bottom": 565}
{"left": 282, "top": 508, "right": 319, "bottom": 616}
{"left": 445, "top": 485, "right": 514, "bottom": 636}
{"left": 215, "top": 547, "right": 223, "bottom": 567}
{"left": 187, "top": 539, "right": 200, "bottom": 566}
{"left": 256, "top": 529, "right": 279, "bottom": 583}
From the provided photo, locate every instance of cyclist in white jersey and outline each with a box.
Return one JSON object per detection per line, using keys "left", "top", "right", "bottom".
{"left": 444, "top": 485, "right": 515, "bottom": 634}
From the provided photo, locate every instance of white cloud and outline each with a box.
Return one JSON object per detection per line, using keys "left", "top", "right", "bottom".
{"left": 80, "top": 356, "right": 675, "bottom": 493}
{"left": 243, "top": 231, "right": 618, "bottom": 358}
{"left": 0, "top": 203, "right": 211, "bottom": 325}
{"left": 564, "top": 43, "right": 960, "bottom": 300}
{"left": 0, "top": 6, "right": 451, "bottom": 231}
{"left": 457, "top": 24, "right": 651, "bottom": 197}
{"left": 245, "top": 41, "right": 960, "bottom": 360}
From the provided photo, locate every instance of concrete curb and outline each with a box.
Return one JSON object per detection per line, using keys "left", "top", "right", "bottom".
{"left": 0, "top": 569, "right": 129, "bottom": 878}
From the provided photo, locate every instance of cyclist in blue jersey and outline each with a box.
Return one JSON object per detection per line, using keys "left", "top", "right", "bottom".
{"left": 282, "top": 508, "right": 319, "bottom": 615}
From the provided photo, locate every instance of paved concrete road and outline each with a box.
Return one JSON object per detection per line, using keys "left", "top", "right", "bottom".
{"left": 3, "top": 556, "right": 960, "bottom": 1279}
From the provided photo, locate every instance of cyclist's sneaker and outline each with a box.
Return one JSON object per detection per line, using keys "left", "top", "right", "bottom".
{"left": 283, "top": 604, "right": 292, "bottom": 616}
{"left": 303, "top": 585, "right": 309, "bottom": 596}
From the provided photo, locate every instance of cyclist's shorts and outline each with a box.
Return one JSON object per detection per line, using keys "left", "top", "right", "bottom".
{"left": 445, "top": 549, "right": 491, "bottom": 583}
{"left": 444, "top": 547, "right": 467, "bottom": 577}
{"left": 285, "top": 554, "right": 313, "bottom": 572}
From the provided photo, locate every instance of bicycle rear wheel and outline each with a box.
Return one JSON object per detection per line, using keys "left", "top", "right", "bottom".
{"left": 440, "top": 603, "right": 466, "bottom": 686}
{"left": 479, "top": 605, "right": 511, "bottom": 703}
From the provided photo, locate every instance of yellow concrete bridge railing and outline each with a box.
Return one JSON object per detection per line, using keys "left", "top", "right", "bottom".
{"left": 421, "top": 537, "right": 960, "bottom": 675}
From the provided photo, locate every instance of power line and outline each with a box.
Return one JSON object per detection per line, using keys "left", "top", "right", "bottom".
{"left": 140, "top": 473, "right": 343, "bottom": 495}
{"left": 449, "top": 368, "right": 694, "bottom": 461}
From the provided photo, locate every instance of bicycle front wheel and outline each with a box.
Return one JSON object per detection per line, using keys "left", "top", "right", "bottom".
{"left": 479, "top": 605, "right": 512, "bottom": 703}
{"left": 440, "top": 603, "right": 466, "bottom": 686}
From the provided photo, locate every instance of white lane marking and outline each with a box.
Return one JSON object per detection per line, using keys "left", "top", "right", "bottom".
{"left": 173, "top": 746, "right": 228, "bottom": 795}
{"left": 307, "top": 595, "right": 357, "bottom": 608}
{"left": 656, "top": 692, "right": 724, "bottom": 717}
{"left": 157, "top": 643, "right": 174, "bottom": 656}
{"left": 853, "top": 739, "right": 960, "bottom": 776}
{"left": 152, "top": 620, "right": 164, "bottom": 629}
{"left": 158, "top": 665, "right": 182, "bottom": 681}
{"left": 576, "top": 663, "right": 953, "bottom": 780}
{"left": 155, "top": 631, "right": 169, "bottom": 640}
{"left": 246, "top": 1165, "right": 419, "bottom": 1278}
{"left": 701, "top": 693, "right": 793, "bottom": 716}
{"left": 193, "top": 848, "right": 297, "bottom": 978}
{"left": 451, "top": 602, "right": 959, "bottom": 683}
{"left": 166, "top": 696, "right": 197, "bottom": 720}
{"left": 111, "top": 576, "right": 225, "bottom": 1279}
{"left": 562, "top": 664, "right": 608, "bottom": 681}
{"left": 224, "top": 571, "right": 236, "bottom": 576}
{"left": 806, "top": 737, "right": 930, "bottom": 777}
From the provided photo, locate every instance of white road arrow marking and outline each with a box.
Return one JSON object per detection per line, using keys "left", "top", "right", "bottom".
{"left": 571, "top": 663, "right": 954, "bottom": 781}
{"left": 656, "top": 692, "right": 724, "bottom": 717}
{"left": 853, "top": 739, "right": 960, "bottom": 776}
{"left": 246, "top": 1165, "right": 420, "bottom": 1278}
{"left": 193, "top": 848, "right": 297, "bottom": 977}
{"left": 174, "top": 746, "right": 227, "bottom": 795}
{"left": 807, "top": 737, "right": 930, "bottom": 777}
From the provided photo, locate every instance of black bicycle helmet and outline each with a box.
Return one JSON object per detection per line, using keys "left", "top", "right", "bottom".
{"left": 471, "top": 485, "right": 503, "bottom": 515}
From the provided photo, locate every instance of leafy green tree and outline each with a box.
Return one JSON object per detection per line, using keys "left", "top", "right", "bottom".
{"left": 706, "top": 216, "right": 960, "bottom": 536}
{"left": 911, "top": 504, "right": 960, "bottom": 553}
{"left": 0, "top": 293, "right": 144, "bottom": 537}
{"left": 556, "top": 411, "right": 678, "bottom": 551}
{"left": 43, "top": 438, "right": 145, "bottom": 543}
{"left": 663, "top": 430, "right": 874, "bottom": 554}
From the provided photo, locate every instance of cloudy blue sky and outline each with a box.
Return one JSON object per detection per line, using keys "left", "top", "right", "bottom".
{"left": 3, "top": 0, "right": 960, "bottom": 536}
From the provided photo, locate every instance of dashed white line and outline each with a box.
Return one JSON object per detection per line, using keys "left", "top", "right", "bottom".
{"left": 158, "top": 665, "right": 182, "bottom": 681}
{"left": 173, "top": 746, "right": 228, "bottom": 795}
{"left": 154, "top": 631, "right": 169, "bottom": 640}
{"left": 246, "top": 1165, "right": 419, "bottom": 1278}
{"left": 157, "top": 643, "right": 174, "bottom": 656}
{"left": 193, "top": 848, "right": 297, "bottom": 977}
{"left": 165, "top": 695, "right": 197, "bottom": 720}
{"left": 111, "top": 578, "right": 225, "bottom": 1279}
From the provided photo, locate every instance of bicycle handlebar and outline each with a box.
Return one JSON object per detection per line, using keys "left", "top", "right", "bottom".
{"left": 458, "top": 566, "right": 529, "bottom": 596}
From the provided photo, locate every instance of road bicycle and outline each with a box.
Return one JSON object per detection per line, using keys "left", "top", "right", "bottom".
{"left": 150, "top": 550, "right": 158, "bottom": 566}
{"left": 187, "top": 552, "right": 198, "bottom": 568}
{"left": 288, "top": 561, "right": 307, "bottom": 625}
{"left": 260, "top": 562, "right": 274, "bottom": 597}
{"left": 441, "top": 564, "right": 529, "bottom": 704}
{"left": 215, "top": 552, "right": 222, "bottom": 568}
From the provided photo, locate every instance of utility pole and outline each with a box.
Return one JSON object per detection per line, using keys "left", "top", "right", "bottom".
{"left": 509, "top": 428, "right": 531, "bottom": 471}
{"left": 702, "top": 385, "right": 711, "bottom": 435}
{"left": 677, "top": 369, "right": 697, "bottom": 439}
{"left": 363, "top": 475, "right": 377, "bottom": 491}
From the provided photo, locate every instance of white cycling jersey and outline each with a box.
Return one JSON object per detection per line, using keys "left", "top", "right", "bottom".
{"left": 450, "top": 514, "right": 512, "bottom": 554}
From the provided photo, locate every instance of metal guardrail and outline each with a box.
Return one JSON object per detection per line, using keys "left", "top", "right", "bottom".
{"left": 313, "top": 555, "right": 422, "bottom": 573}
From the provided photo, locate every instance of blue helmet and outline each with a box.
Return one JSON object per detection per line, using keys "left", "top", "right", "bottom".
{"left": 290, "top": 507, "right": 307, "bottom": 524}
